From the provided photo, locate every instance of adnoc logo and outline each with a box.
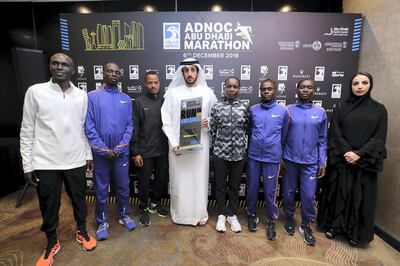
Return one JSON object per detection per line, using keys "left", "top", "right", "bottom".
{"left": 94, "top": 65, "right": 103, "bottom": 80}
{"left": 277, "top": 100, "right": 286, "bottom": 106}
{"left": 331, "top": 84, "right": 342, "bottom": 98}
{"left": 314, "top": 66, "right": 325, "bottom": 81}
{"left": 204, "top": 65, "right": 214, "bottom": 80}
{"left": 241, "top": 65, "right": 251, "bottom": 80}
{"left": 277, "top": 66, "right": 288, "bottom": 81}
{"left": 129, "top": 65, "right": 139, "bottom": 80}
{"left": 78, "top": 82, "right": 87, "bottom": 93}
{"left": 163, "top": 23, "right": 181, "bottom": 49}
{"left": 166, "top": 65, "right": 176, "bottom": 79}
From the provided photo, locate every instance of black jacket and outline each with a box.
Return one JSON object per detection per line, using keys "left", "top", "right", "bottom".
{"left": 131, "top": 92, "right": 168, "bottom": 158}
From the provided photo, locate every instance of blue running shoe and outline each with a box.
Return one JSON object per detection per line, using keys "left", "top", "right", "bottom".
{"left": 96, "top": 223, "right": 109, "bottom": 241}
{"left": 119, "top": 217, "right": 137, "bottom": 231}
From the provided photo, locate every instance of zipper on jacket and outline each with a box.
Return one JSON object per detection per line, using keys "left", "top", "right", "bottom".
{"left": 230, "top": 103, "right": 233, "bottom": 159}
{"left": 262, "top": 108, "right": 267, "bottom": 160}
{"left": 302, "top": 108, "right": 307, "bottom": 162}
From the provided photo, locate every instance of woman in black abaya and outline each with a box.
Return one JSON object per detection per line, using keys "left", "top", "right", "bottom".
{"left": 317, "top": 72, "right": 388, "bottom": 246}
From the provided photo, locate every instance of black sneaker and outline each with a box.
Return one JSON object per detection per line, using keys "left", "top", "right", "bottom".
{"left": 284, "top": 218, "right": 295, "bottom": 236}
{"left": 148, "top": 203, "right": 168, "bottom": 217}
{"left": 139, "top": 209, "right": 150, "bottom": 227}
{"left": 325, "top": 228, "right": 337, "bottom": 239}
{"left": 266, "top": 220, "right": 277, "bottom": 241}
{"left": 348, "top": 239, "right": 358, "bottom": 247}
{"left": 299, "top": 225, "right": 316, "bottom": 246}
{"left": 247, "top": 214, "right": 259, "bottom": 232}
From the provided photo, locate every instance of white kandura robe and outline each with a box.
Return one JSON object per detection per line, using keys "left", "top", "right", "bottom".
{"left": 161, "top": 84, "right": 218, "bottom": 225}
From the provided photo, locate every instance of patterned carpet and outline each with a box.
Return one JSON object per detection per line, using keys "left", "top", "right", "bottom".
{"left": 0, "top": 188, "right": 399, "bottom": 266}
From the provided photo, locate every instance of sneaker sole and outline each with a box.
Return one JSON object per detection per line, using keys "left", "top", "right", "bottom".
{"left": 227, "top": 221, "right": 241, "bottom": 233}
{"left": 44, "top": 244, "right": 60, "bottom": 266}
{"left": 302, "top": 238, "right": 315, "bottom": 246}
{"left": 95, "top": 233, "right": 108, "bottom": 241}
{"left": 52, "top": 245, "right": 61, "bottom": 257}
{"left": 48, "top": 246, "right": 60, "bottom": 266}
{"left": 148, "top": 209, "right": 167, "bottom": 217}
{"left": 284, "top": 227, "right": 295, "bottom": 236}
{"left": 267, "top": 234, "right": 278, "bottom": 241}
{"left": 140, "top": 221, "right": 150, "bottom": 227}
{"left": 119, "top": 219, "right": 137, "bottom": 231}
{"left": 75, "top": 237, "right": 96, "bottom": 251}
{"left": 216, "top": 226, "right": 226, "bottom": 233}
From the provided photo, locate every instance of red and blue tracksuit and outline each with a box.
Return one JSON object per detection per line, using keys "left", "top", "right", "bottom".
{"left": 283, "top": 102, "right": 327, "bottom": 226}
{"left": 246, "top": 101, "right": 289, "bottom": 220}
{"left": 85, "top": 85, "right": 134, "bottom": 225}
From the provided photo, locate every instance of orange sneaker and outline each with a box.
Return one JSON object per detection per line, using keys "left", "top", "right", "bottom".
{"left": 36, "top": 240, "right": 60, "bottom": 266}
{"left": 76, "top": 231, "right": 97, "bottom": 251}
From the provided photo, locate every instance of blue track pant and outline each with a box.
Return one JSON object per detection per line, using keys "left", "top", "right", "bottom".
{"left": 283, "top": 160, "right": 318, "bottom": 226}
{"left": 93, "top": 154, "right": 131, "bottom": 225}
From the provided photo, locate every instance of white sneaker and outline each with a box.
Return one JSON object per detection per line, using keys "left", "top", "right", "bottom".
{"left": 227, "top": 215, "right": 242, "bottom": 233}
{"left": 216, "top": 215, "right": 226, "bottom": 232}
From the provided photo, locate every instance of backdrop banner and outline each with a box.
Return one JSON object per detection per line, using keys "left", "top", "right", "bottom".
{"left": 60, "top": 11, "right": 362, "bottom": 206}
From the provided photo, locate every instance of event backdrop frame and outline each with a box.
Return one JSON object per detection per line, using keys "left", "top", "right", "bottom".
{"left": 60, "top": 11, "right": 362, "bottom": 206}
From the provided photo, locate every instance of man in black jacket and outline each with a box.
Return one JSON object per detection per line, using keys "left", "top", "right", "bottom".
{"left": 131, "top": 71, "right": 169, "bottom": 226}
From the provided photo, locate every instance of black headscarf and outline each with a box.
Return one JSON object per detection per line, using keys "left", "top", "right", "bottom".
{"left": 338, "top": 72, "right": 374, "bottom": 123}
{"left": 328, "top": 72, "right": 387, "bottom": 171}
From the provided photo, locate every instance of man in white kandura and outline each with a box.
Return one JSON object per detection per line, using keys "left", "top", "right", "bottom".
{"left": 161, "top": 58, "right": 217, "bottom": 226}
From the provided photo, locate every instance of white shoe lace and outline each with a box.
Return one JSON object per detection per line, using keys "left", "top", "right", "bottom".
{"left": 98, "top": 223, "right": 108, "bottom": 232}
{"left": 228, "top": 215, "right": 241, "bottom": 232}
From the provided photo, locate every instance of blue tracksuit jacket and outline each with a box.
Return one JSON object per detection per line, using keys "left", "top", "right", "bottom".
{"left": 85, "top": 86, "right": 134, "bottom": 156}
{"left": 283, "top": 102, "right": 327, "bottom": 166}
{"left": 248, "top": 101, "right": 290, "bottom": 163}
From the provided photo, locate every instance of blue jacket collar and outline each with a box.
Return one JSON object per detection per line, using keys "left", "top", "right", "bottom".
{"left": 296, "top": 101, "right": 313, "bottom": 109}
{"left": 260, "top": 101, "right": 276, "bottom": 109}
{"left": 104, "top": 84, "right": 119, "bottom": 93}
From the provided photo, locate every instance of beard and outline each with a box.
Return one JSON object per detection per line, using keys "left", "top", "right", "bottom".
{"left": 184, "top": 76, "right": 197, "bottom": 86}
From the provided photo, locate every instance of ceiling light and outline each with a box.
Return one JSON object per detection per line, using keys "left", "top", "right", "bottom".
{"left": 144, "top": 5, "right": 156, "bottom": 12}
{"left": 279, "top": 5, "right": 293, "bottom": 12}
{"left": 211, "top": 4, "right": 223, "bottom": 12}
{"left": 76, "top": 5, "right": 92, "bottom": 14}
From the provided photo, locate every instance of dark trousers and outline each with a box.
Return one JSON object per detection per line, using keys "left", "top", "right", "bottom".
{"left": 213, "top": 156, "right": 246, "bottom": 216}
{"left": 137, "top": 155, "right": 168, "bottom": 210}
{"left": 35, "top": 165, "right": 87, "bottom": 241}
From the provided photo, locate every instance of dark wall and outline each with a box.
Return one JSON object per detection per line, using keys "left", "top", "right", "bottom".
{"left": 0, "top": 0, "right": 342, "bottom": 197}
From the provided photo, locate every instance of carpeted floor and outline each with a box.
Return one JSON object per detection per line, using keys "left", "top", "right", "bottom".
{"left": 0, "top": 188, "right": 399, "bottom": 266}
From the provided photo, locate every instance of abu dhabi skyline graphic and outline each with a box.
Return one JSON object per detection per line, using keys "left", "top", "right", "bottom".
{"left": 82, "top": 20, "right": 144, "bottom": 51}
